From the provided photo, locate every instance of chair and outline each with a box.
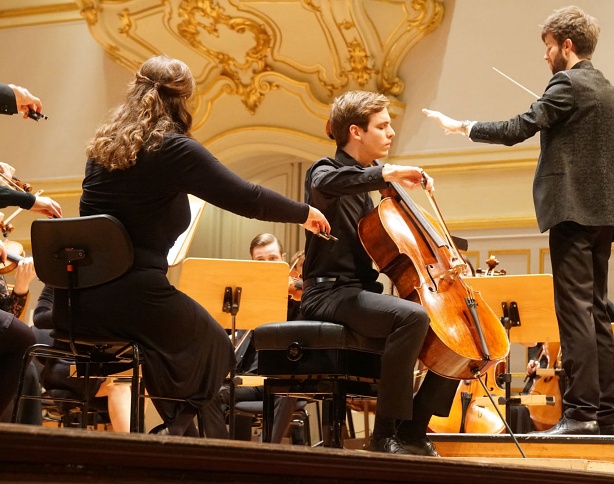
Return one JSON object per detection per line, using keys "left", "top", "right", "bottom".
{"left": 12, "top": 215, "right": 142, "bottom": 431}
{"left": 254, "top": 320, "right": 385, "bottom": 448}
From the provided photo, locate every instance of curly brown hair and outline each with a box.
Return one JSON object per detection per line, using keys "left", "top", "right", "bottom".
{"left": 541, "top": 6, "right": 600, "bottom": 59}
{"left": 86, "top": 55, "right": 195, "bottom": 170}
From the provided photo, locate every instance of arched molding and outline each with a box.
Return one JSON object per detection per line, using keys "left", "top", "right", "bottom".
{"left": 205, "top": 125, "right": 335, "bottom": 174}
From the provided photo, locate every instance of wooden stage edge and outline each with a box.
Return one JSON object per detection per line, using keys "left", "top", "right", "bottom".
{"left": 2, "top": 425, "right": 614, "bottom": 484}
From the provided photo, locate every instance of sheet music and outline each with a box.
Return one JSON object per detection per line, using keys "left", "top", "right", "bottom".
{"left": 166, "top": 195, "right": 206, "bottom": 267}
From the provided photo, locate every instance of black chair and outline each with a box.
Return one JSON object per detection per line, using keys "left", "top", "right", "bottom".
{"left": 12, "top": 215, "right": 142, "bottom": 431}
{"left": 254, "top": 320, "right": 385, "bottom": 448}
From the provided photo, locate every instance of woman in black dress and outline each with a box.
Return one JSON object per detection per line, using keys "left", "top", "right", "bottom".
{"left": 60, "top": 55, "right": 329, "bottom": 436}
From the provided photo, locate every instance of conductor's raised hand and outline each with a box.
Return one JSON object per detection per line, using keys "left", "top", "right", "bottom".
{"left": 30, "top": 196, "right": 62, "bottom": 218}
{"left": 422, "top": 108, "right": 464, "bottom": 135}
{"left": 302, "top": 206, "right": 331, "bottom": 235}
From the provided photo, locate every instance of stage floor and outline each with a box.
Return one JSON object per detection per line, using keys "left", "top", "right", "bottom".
{"left": 2, "top": 424, "right": 614, "bottom": 483}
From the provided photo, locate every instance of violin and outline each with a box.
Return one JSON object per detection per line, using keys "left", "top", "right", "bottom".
{"left": 0, "top": 239, "right": 26, "bottom": 274}
{"left": 527, "top": 342, "right": 563, "bottom": 431}
{"left": 288, "top": 251, "right": 304, "bottom": 301}
{"left": 475, "top": 255, "right": 507, "bottom": 277}
{"left": 0, "top": 173, "right": 32, "bottom": 193}
{"left": 358, "top": 161, "right": 509, "bottom": 380}
{"left": 288, "top": 273, "right": 303, "bottom": 301}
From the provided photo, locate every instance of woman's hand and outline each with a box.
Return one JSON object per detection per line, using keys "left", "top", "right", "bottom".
{"left": 9, "top": 84, "right": 43, "bottom": 119}
{"left": 30, "top": 196, "right": 62, "bottom": 218}
{"left": 13, "top": 257, "right": 36, "bottom": 295}
{"left": 301, "top": 206, "right": 331, "bottom": 235}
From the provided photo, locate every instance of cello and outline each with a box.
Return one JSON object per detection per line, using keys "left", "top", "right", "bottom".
{"left": 428, "top": 257, "right": 508, "bottom": 434}
{"left": 527, "top": 342, "right": 563, "bottom": 430}
{"left": 428, "top": 361, "right": 507, "bottom": 434}
{"left": 357, "top": 162, "right": 509, "bottom": 380}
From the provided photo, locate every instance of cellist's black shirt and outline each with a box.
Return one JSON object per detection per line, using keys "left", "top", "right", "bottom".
{"left": 302, "top": 148, "right": 388, "bottom": 317}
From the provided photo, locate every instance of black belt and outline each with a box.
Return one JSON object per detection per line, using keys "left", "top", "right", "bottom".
{"left": 303, "top": 277, "right": 337, "bottom": 289}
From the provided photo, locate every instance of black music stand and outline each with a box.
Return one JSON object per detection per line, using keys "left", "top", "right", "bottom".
{"left": 176, "top": 257, "right": 289, "bottom": 438}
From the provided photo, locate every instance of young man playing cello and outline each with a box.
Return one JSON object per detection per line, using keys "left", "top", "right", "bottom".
{"left": 301, "top": 90, "right": 458, "bottom": 456}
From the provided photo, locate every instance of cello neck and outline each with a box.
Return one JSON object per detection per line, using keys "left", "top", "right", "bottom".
{"left": 373, "top": 159, "right": 460, "bottom": 258}
{"left": 373, "top": 160, "right": 447, "bottom": 247}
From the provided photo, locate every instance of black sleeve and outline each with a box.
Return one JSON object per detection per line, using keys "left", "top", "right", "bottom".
{"left": 470, "top": 72, "right": 573, "bottom": 146}
{"left": 167, "top": 136, "right": 309, "bottom": 224}
{"left": 0, "top": 83, "right": 17, "bottom": 115}
{"left": 309, "top": 162, "right": 387, "bottom": 198}
{"left": 33, "top": 285, "right": 54, "bottom": 330}
{"left": 0, "top": 186, "right": 36, "bottom": 209}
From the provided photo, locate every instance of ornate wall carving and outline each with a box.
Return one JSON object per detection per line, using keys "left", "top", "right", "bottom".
{"left": 75, "top": 0, "right": 444, "bottom": 144}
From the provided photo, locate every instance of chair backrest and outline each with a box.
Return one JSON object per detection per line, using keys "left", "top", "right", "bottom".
{"left": 31, "top": 215, "right": 134, "bottom": 289}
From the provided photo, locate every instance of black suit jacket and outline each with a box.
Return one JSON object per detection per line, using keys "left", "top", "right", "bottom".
{"left": 0, "top": 83, "right": 17, "bottom": 115}
{"left": 470, "top": 61, "right": 614, "bottom": 232}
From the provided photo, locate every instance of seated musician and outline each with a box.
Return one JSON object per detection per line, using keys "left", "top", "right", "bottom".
{"left": 0, "top": 239, "right": 39, "bottom": 424}
{"left": 300, "top": 90, "right": 458, "bottom": 456}
{"left": 202, "top": 233, "right": 302, "bottom": 443}
{"left": 0, "top": 144, "right": 62, "bottom": 424}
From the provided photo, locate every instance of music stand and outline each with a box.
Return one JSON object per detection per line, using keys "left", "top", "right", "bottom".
{"left": 176, "top": 257, "right": 289, "bottom": 438}
{"left": 465, "top": 274, "right": 559, "bottom": 426}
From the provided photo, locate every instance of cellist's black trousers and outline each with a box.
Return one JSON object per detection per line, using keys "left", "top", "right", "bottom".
{"left": 549, "top": 221, "right": 614, "bottom": 425}
{"left": 312, "top": 287, "right": 458, "bottom": 422}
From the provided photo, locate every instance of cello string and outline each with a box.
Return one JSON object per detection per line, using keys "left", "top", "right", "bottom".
{"left": 425, "top": 190, "right": 469, "bottom": 280}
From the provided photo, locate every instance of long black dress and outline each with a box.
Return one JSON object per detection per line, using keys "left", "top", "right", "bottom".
{"left": 60, "top": 133, "right": 309, "bottom": 433}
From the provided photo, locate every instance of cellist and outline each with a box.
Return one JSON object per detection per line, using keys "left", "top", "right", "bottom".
{"left": 301, "top": 90, "right": 458, "bottom": 456}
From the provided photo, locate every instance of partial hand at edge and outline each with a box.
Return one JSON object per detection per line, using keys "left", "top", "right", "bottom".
{"left": 9, "top": 84, "right": 43, "bottom": 119}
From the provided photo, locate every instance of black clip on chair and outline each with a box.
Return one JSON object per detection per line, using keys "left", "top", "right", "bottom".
{"left": 12, "top": 215, "right": 143, "bottom": 431}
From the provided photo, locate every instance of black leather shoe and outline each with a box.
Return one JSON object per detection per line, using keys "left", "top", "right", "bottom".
{"left": 368, "top": 436, "right": 411, "bottom": 455}
{"left": 530, "top": 416, "right": 599, "bottom": 436}
{"left": 599, "top": 423, "right": 614, "bottom": 435}
{"left": 397, "top": 436, "right": 439, "bottom": 457}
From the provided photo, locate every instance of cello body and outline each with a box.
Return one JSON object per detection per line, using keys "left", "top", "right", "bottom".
{"left": 528, "top": 342, "right": 563, "bottom": 430}
{"left": 428, "top": 361, "right": 507, "bottom": 434}
{"left": 358, "top": 196, "right": 509, "bottom": 380}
